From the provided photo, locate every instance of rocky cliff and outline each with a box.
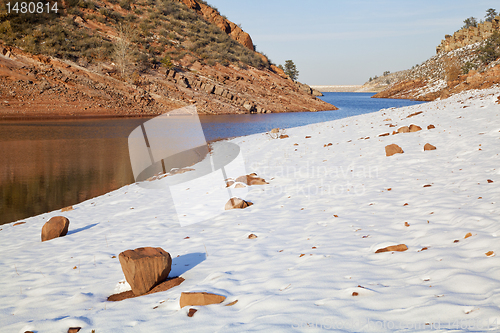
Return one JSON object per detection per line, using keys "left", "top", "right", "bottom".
{"left": 372, "top": 24, "right": 500, "bottom": 101}
{"left": 0, "top": 0, "right": 335, "bottom": 118}
{"left": 436, "top": 16, "right": 500, "bottom": 53}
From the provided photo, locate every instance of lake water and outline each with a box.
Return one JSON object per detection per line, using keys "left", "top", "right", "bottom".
{"left": 0, "top": 93, "right": 425, "bottom": 225}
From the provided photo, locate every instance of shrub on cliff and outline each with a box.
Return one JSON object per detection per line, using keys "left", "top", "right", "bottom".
{"left": 478, "top": 31, "right": 500, "bottom": 65}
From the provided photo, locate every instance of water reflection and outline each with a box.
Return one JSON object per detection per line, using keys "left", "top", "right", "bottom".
{"left": 0, "top": 93, "right": 425, "bottom": 225}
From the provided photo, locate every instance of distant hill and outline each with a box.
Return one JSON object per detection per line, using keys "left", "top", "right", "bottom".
{"left": 367, "top": 16, "right": 500, "bottom": 101}
{"left": 0, "top": 0, "right": 335, "bottom": 118}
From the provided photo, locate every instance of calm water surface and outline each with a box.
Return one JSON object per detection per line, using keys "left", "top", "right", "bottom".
{"left": 0, "top": 93, "right": 425, "bottom": 225}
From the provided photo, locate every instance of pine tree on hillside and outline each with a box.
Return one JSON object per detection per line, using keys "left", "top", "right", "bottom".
{"left": 284, "top": 60, "right": 299, "bottom": 81}
{"left": 485, "top": 8, "right": 498, "bottom": 22}
{"left": 463, "top": 17, "right": 478, "bottom": 29}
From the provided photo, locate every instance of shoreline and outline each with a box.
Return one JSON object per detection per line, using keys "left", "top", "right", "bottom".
{"left": 1, "top": 88, "right": 499, "bottom": 331}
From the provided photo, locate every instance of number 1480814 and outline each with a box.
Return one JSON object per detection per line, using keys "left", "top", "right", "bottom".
{"left": 6, "top": 2, "right": 58, "bottom": 14}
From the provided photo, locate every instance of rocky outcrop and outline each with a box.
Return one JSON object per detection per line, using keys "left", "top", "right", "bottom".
{"left": 178, "top": 0, "right": 254, "bottom": 51}
{"left": 436, "top": 16, "right": 500, "bottom": 53}
{"left": 0, "top": 43, "right": 336, "bottom": 118}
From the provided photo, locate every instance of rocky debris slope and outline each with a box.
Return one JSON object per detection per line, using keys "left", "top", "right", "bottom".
{"left": 0, "top": 43, "right": 335, "bottom": 118}
{"left": 372, "top": 41, "right": 500, "bottom": 101}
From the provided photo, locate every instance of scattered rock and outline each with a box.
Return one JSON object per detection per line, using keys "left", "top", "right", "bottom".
{"left": 407, "top": 111, "right": 423, "bottom": 118}
{"left": 68, "top": 328, "right": 81, "bottom": 333}
{"left": 279, "top": 134, "right": 289, "bottom": 139}
{"left": 427, "top": 124, "right": 435, "bottom": 129}
{"left": 61, "top": 206, "right": 74, "bottom": 212}
{"left": 225, "top": 198, "right": 253, "bottom": 210}
{"left": 41, "top": 216, "right": 70, "bottom": 242}
{"left": 385, "top": 144, "right": 404, "bottom": 156}
{"left": 454, "top": 240, "right": 460, "bottom": 243}
{"left": 419, "top": 247, "right": 428, "bottom": 252}
{"left": 405, "top": 222, "right": 410, "bottom": 227}
{"left": 305, "top": 136, "right": 311, "bottom": 139}
{"left": 299, "top": 254, "right": 305, "bottom": 257}
{"left": 234, "top": 183, "right": 246, "bottom": 188}
{"left": 180, "top": 292, "right": 226, "bottom": 308}
{"left": 13, "top": 221, "right": 26, "bottom": 226}
{"left": 423, "top": 184, "right": 432, "bottom": 187}
{"left": 465, "top": 232, "right": 472, "bottom": 239}
{"left": 409, "top": 124, "right": 422, "bottom": 132}
{"left": 235, "top": 174, "right": 268, "bottom": 185}
{"left": 403, "top": 203, "right": 409, "bottom": 206}
{"left": 397, "top": 126, "right": 410, "bottom": 133}
{"left": 225, "top": 300, "right": 238, "bottom": 306}
{"left": 118, "top": 247, "right": 172, "bottom": 296}
{"left": 375, "top": 244, "right": 408, "bottom": 253}
{"left": 187, "top": 308, "right": 197, "bottom": 317}
{"left": 334, "top": 215, "right": 338, "bottom": 217}
{"left": 248, "top": 234, "right": 257, "bottom": 239}
{"left": 378, "top": 133, "right": 390, "bottom": 137}
{"left": 486, "top": 251, "right": 495, "bottom": 257}
{"left": 225, "top": 180, "right": 235, "bottom": 187}
{"left": 424, "top": 143, "right": 436, "bottom": 151}
{"left": 352, "top": 292, "right": 359, "bottom": 296}
{"left": 108, "top": 277, "right": 184, "bottom": 301}
{"left": 487, "top": 179, "right": 494, "bottom": 183}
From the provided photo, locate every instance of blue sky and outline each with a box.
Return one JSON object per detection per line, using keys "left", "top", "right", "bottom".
{"left": 206, "top": 1, "right": 499, "bottom": 85}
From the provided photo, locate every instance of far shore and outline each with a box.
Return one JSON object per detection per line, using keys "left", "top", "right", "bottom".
{"left": 310, "top": 85, "right": 379, "bottom": 93}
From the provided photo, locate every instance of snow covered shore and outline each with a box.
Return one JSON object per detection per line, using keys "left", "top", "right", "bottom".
{"left": 1, "top": 88, "right": 499, "bottom": 332}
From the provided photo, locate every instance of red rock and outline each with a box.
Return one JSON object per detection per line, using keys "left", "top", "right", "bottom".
{"left": 180, "top": 292, "right": 226, "bottom": 308}
{"left": 465, "top": 232, "right": 472, "bottom": 239}
{"left": 385, "top": 144, "right": 404, "bottom": 156}
{"left": 375, "top": 244, "right": 408, "bottom": 253}
{"left": 405, "top": 222, "right": 410, "bottom": 227}
{"left": 279, "top": 134, "right": 289, "bottom": 139}
{"left": 352, "top": 292, "right": 359, "bottom": 296}
{"left": 225, "top": 198, "right": 253, "bottom": 210}
{"left": 187, "top": 308, "right": 197, "bottom": 317}
{"left": 108, "top": 277, "right": 184, "bottom": 301}
{"left": 248, "top": 234, "right": 257, "bottom": 239}
{"left": 424, "top": 143, "right": 436, "bottom": 151}
{"left": 486, "top": 251, "right": 495, "bottom": 257}
{"left": 409, "top": 124, "right": 422, "bottom": 132}
{"left": 487, "top": 179, "right": 494, "bottom": 183}
{"left": 407, "top": 111, "right": 423, "bottom": 118}
{"left": 41, "top": 216, "right": 70, "bottom": 242}
{"left": 68, "top": 328, "right": 81, "bottom": 333}
{"left": 118, "top": 247, "right": 172, "bottom": 296}
{"left": 397, "top": 126, "right": 410, "bottom": 133}
{"left": 427, "top": 124, "right": 435, "bottom": 129}
{"left": 235, "top": 174, "right": 268, "bottom": 185}
{"left": 226, "top": 300, "right": 238, "bottom": 306}
{"left": 378, "top": 133, "right": 390, "bottom": 137}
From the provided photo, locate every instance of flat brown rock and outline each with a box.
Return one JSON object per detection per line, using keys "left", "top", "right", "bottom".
{"left": 187, "top": 308, "right": 197, "bottom": 317}
{"left": 424, "top": 143, "right": 436, "bottom": 151}
{"left": 375, "top": 244, "right": 408, "bottom": 253}
{"left": 108, "top": 277, "right": 185, "bottom": 301}
{"left": 180, "top": 292, "right": 226, "bottom": 308}
{"left": 41, "top": 216, "right": 70, "bottom": 242}
{"left": 118, "top": 247, "right": 172, "bottom": 296}
{"left": 235, "top": 174, "right": 268, "bottom": 185}
{"left": 385, "top": 144, "right": 404, "bottom": 156}
{"left": 427, "top": 124, "right": 435, "bottom": 129}
{"left": 61, "top": 206, "right": 74, "bottom": 212}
